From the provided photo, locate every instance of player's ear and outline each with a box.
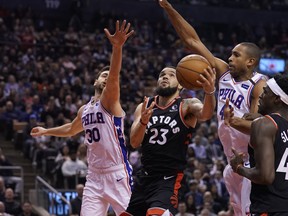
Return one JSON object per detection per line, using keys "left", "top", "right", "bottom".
{"left": 178, "top": 84, "right": 183, "bottom": 91}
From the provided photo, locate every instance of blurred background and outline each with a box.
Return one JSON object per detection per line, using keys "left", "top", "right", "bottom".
{"left": 0, "top": 0, "right": 287, "bottom": 215}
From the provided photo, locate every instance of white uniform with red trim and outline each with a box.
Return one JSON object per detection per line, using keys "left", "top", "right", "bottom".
{"left": 217, "top": 71, "right": 268, "bottom": 216}
{"left": 80, "top": 99, "right": 133, "bottom": 216}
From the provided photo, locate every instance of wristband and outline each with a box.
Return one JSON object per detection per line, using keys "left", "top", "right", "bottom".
{"left": 139, "top": 118, "right": 147, "bottom": 126}
{"left": 205, "top": 88, "right": 216, "bottom": 95}
{"left": 236, "top": 164, "right": 243, "bottom": 174}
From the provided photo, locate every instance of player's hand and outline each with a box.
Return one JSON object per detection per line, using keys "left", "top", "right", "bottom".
{"left": 158, "top": 0, "right": 171, "bottom": 8}
{"left": 140, "top": 96, "right": 155, "bottom": 125}
{"left": 197, "top": 66, "right": 216, "bottom": 94}
{"left": 104, "top": 20, "right": 134, "bottom": 48}
{"left": 30, "top": 126, "right": 47, "bottom": 137}
{"left": 230, "top": 147, "right": 245, "bottom": 173}
{"left": 242, "top": 113, "right": 262, "bottom": 121}
{"left": 224, "top": 98, "right": 234, "bottom": 126}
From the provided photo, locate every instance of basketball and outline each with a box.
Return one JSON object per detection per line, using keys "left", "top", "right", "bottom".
{"left": 176, "top": 54, "right": 211, "bottom": 90}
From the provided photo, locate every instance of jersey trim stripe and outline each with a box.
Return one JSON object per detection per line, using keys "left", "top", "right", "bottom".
{"left": 113, "top": 116, "right": 133, "bottom": 191}
{"left": 179, "top": 101, "right": 190, "bottom": 128}
{"left": 264, "top": 115, "right": 278, "bottom": 129}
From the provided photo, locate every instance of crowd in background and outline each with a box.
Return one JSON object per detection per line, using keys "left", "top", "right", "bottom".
{"left": 0, "top": 3, "right": 287, "bottom": 215}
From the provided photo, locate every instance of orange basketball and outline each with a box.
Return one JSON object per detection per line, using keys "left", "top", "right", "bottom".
{"left": 176, "top": 54, "right": 211, "bottom": 90}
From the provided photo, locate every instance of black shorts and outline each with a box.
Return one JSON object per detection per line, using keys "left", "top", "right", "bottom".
{"left": 126, "top": 169, "right": 185, "bottom": 216}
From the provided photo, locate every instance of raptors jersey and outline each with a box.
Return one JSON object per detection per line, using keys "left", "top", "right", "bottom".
{"left": 250, "top": 114, "right": 288, "bottom": 213}
{"left": 141, "top": 96, "right": 194, "bottom": 175}
{"left": 81, "top": 99, "right": 132, "bottom": 175}
{"left": 217, "top": 71, "right": 268, "bottom": 159}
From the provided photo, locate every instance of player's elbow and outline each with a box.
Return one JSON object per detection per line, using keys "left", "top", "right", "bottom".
{"left": 261, "top": 172, "right": 275, "bottom": 185}
{"left": 129, "top": 140, "right": 141, "bottom": 149}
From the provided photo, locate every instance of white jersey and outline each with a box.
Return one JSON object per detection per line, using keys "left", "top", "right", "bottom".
{"left": 217, "top": 71, "right": 268, "bottom": 159}
{"left": 81, "top": 99, "right": 132, "bottom": 174}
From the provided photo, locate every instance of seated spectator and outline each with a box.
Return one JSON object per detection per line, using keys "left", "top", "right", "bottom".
{"left": 0, "top": 101, "right": 23, "bottom": 140}
{"left": 0, "top": 201, "right": 12, "bottom": 216}
{"left": 22, "top": 114, "right": 38, "bottom": 159}
{"left": 53, "top": 145, "right": 71, "bottom": 188}
{"left": 175, "top": 201, "right": 195, "bottom": 216}
{"left": 0, "top": 148, "right": 23, "bottom": 198}
{"left": 185, "top": 180, "right": 203, "bottom": 211}
{"left": 70, "top": 184, "right": 84, "bottom": 216}
{"left": 61, "top": 149, "right": 87, "bottom": 189}
{"left": 18, "top": 201, "right": 39, "bottom": 216}
{"left": 3, "top": 188, "right": 22, "bottom": 216}
{"left": 185, "top": 194, "right": 197, "bottom": 215}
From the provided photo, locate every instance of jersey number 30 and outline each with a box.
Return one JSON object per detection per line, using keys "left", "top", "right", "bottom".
{"left": 86, "top": 128, "right": 100, "bottom": 143}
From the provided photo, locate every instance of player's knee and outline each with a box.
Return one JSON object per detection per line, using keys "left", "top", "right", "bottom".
{"left": 146, "top": 207, "right": 173, "bottom": 216}
{"left": 119, "top": 212, "right": 133, "bottom": 216}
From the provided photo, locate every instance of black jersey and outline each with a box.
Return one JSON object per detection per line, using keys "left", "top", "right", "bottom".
{"left": 140, "top": 96, "right": 194, "bottom": 176}
{"left": 250, "top": 114, "right": 288, "bottom": 213}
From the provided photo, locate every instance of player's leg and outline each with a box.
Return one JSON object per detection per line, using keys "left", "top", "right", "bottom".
{"left": 81, "top": 191, "right": 109, "bottom": 216}
{"left": 223, "top": 164, "right": 243, "bottom": 216}
{"left": 80, "top": 175, "right": 109, "bottom": 216}
{"left": 146, "top": 207, "right": 173, "bottom": 216}
{"left": 241, "top": 174, "right": 251, "bottom": 215}
{"left": 147, "top": 173, "right": 184, "bottom": 216}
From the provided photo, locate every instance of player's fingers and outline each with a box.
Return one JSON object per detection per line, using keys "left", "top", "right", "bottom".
{"left": 231, "top": 147, "right": 239, "bottom": 156}
{"left": 126, "top": 30, "right": 134, "bottom": 38}
{"left": 115, "top": 20, "right": 120, "bottom": 32}
{"left": 225, "top": 98, "right": 230, "bottom": 108}
{"left": 120, "top": 20, "right": 126, "bottom": 32}
{"left": 124, "top": 22, "right": 131, "bottom": 33}
{"left": 148, "top": 101, "right": 155, "bottom": 110}
{"left": 141, "top": 96, "right": 148, "bottom": 112}
{"left": 104, "top": 28, "right": 111, "bottom": 38}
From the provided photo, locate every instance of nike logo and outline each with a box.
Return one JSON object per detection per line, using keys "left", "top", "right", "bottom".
{"left": 164, "top": 175, "right": 175, "bottom": 180}
{"left": 116, "top": 177, "right": 124, "bottom": 182}
{"left": 223, "top": 78, "right": 229, "bottom": 81}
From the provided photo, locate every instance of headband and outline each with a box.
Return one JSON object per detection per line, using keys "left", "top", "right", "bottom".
{"left": 266, "top": 78, "right": 288, "bottom": 105}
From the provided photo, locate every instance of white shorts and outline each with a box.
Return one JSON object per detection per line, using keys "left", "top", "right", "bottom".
{"left": 223, "top": 164, "right": 251, "bottom": 216}
{"left": 81, "top": 164, "right": 132, "bottom": 216}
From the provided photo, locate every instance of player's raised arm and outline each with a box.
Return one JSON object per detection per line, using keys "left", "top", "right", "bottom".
{"left": 101, "top": 20, "right": 134, "bottom": 116}
{"left": 158, "top": 0, "right": 228, "bottom": 77}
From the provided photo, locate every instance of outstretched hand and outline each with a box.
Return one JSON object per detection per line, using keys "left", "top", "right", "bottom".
{"left": 30, "top": 126, "right": 47, "bottom": 137}
{"left": 104, "top": 20, "right": 134, "bottom": 48}
{"left": 224, "top": 98, "right": 234, "bottom": 126}
{"left": 230, "top": 147, "right": 245, "bottom": 173}
{"left": 140, "top": 96, "right": 155, "bottom": 125}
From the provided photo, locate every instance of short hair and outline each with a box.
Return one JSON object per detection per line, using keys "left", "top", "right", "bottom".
{"left": 274, "top": 74, "right": 288, "bottom": 95}
{"left": 239, "top": 42, "right": 261, "bottom": 66}
{"left": 96, "top": 66, "right": 110, "bottom": 79}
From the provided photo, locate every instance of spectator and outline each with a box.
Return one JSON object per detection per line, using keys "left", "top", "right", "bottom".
{"left": 61, "top": 149, "right": 87, "bottom": 189}
{"left": 175, "top": 201, "right": 195, "bottom": 216}
{"left": 0, "top": 148, "right": 23, "bottom": 198}
{"left": 18, "top": 201, "right": 39, "bottom": 216}
{"left": 70, "top": 184, "right": 84, "bottom": 216}
{"left": 3, "top": 188, "right": 22, "bottom": 216}
{"left": 0, "top": 201, "right": 12, "bottom": 216}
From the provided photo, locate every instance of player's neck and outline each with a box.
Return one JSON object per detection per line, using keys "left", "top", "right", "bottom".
{"left": 157, "top": 95, "right": 177, "bottom": 107}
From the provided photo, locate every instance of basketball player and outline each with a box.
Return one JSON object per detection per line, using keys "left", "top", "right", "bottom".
{"left": 158, "top": 1, "right": 268, "bottom": 215}
{"left": 121, "top": 65, "right": 216, "bottom": 216}
{"left": 230, "top": 74, "right": 288, "bottom": 215}
{"left": 30, "top": 20, "right": 134, "bottom": 216}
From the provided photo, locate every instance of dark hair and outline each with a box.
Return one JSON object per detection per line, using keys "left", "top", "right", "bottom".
{"left": 96, "top": 66, "right": 110, "bottom": 79}
{"left": 239, "top": 42, "right": 261, "bottom": 66}
{"left": 274, "top": 74, "right": 288, "bottom": 95}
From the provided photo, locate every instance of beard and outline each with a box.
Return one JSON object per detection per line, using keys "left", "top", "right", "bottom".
{"left": 156, "top": 86, "right": 178, "bottom": 97}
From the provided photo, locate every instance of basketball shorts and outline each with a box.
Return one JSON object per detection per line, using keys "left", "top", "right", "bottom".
{"left": 126, "top": 169, "right": 184, "bottom": 216}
